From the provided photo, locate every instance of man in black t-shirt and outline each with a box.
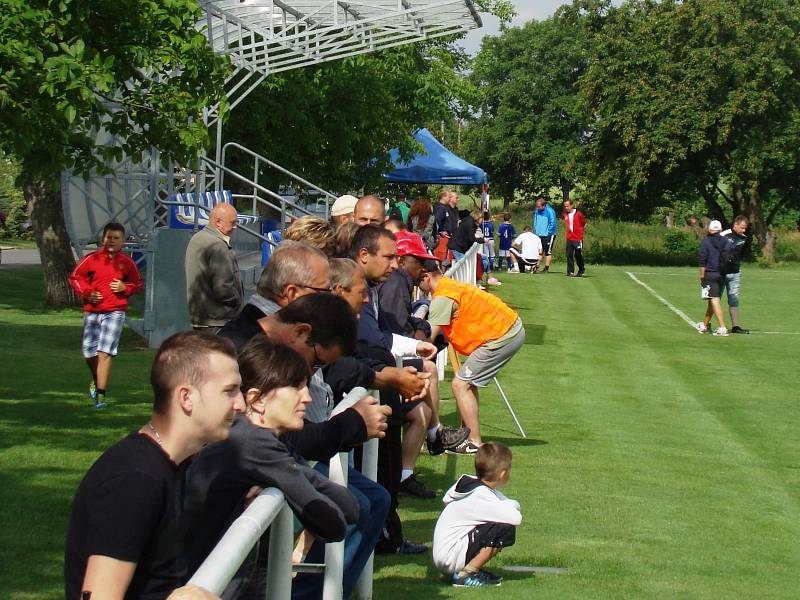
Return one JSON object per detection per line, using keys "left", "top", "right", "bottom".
{"left": 64, "top": 332, "right": 245, "bottom": 600}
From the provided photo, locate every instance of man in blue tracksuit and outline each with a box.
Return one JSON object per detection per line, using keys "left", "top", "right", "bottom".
{"left": 533, "top": 197, "right": 557, "bottom": 273}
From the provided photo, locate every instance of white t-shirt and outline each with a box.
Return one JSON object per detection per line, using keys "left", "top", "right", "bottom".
{"left": 513, "top": 231, "right": 542, "bottom": 260}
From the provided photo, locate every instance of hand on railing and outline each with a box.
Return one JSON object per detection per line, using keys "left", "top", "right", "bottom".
{"left": 352, "top": 396, "right": 391, "bottom": 439}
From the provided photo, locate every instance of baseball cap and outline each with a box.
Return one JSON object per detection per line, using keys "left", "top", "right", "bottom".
{"left": 331, "top": 194, "right": 358, "bottom": 217}
{"left": 394, "top": 230, "right": 438, "bottom": 261}
{"left": 708, "top": 220, "right": 722, "bottom": 233}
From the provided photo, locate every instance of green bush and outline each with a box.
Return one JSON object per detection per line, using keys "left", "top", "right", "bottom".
{"left": 775, "top": 229, "right": 800, "bottom": 262}
{"left": 663, "top": 229, "right": 700, "bottom": 255}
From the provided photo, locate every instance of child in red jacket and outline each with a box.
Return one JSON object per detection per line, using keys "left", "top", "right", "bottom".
{"left": 68, "top": 222, "right": 143, "bottom": 408}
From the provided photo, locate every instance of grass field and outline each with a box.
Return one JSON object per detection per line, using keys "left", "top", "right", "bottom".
{"left": 1, "top": 263, "right": 799, "bottom": 599}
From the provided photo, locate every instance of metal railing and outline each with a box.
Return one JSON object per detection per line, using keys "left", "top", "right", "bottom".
{"left": 188, "top": 388, "right": 380, "bottom": 600}
{"left": 444, "top": 242, "right": 479, "bottom": 284}
{"left": 220, "top": 142, "right": 337, "bottom": 222}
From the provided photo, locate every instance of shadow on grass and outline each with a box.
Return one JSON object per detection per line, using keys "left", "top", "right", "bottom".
{"left": 521, "top": 324, "right": 546, "bottom": 345}
{"left": 0, "top": 466, "right": 83, "bottom": 595}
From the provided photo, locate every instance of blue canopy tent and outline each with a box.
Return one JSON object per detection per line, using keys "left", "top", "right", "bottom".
{"left": 384, "top": 128, "right": 488, "bottom": 185}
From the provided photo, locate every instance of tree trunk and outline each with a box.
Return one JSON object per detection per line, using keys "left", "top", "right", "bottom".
{"left": 560, "top": 177, "right": 571, "bottom": 203}
{"left": 742, "top": 181, "right": 774, "bottom": 263}
{"left": 24, "top": 175, "right": 78, "bottom": 306}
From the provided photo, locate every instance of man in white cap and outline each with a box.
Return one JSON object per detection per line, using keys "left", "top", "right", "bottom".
{"left": 697, "top": 219, "right": 735, "bottom": 336}
{"left": 330, "top": 194, "right": 358, "bottom": 226}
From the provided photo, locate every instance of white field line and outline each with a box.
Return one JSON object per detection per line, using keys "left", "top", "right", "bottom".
{"left": 629, "top": 271, "right": 800, "bottom": 282}
{"left": 625, "top": 271, "right": 800, "bottom": 335}
{"left": 625, "top": 272, "right": 696, "bottom": 329}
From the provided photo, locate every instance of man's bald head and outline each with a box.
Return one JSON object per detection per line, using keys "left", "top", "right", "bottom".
{"left": 354, "top": 195, "right": 385, "bottom": 226}
{"left": 210, "top": 203, "right": 238, "bottom": 237}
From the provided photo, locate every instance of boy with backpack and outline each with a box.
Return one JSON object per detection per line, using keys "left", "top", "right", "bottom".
{"left": 68, "top": 222, "right": 143, "bottom": 408}
{"left": 697, "top": 220, "right": 735, "bottom": 337}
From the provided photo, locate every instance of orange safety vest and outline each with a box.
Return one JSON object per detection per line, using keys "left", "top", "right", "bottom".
{"left": 432, "top": 277, "right": 518, "bottom": 355}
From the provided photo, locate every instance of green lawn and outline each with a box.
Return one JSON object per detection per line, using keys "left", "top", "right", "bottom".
{"left": 2, "top": 264, "right": 799, "bottom": 599}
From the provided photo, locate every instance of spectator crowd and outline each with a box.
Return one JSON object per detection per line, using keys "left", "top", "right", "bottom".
{"left": 65, "top": 191, "right": 528, "bottom": 599}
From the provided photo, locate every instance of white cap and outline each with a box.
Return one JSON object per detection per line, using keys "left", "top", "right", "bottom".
{"left": 331, "top": 195, "right": 358, "bottom": 217}
{"left": 708, "top": 220, "right": 722, "bottom": 233}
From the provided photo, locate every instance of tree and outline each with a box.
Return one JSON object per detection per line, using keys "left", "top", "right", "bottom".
{"left": 463, "top": 11, "right": 590, "bottom": 208}
{"left": 221, "top": 40, "right": 471, "bottom": 194}
{"left": 0, "top": 0, "right": 227, "bottom": 304}
{"left": 577, "top": 0, "right": 800, "bottom": 259}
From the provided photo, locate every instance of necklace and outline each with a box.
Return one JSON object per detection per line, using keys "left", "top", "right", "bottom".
{"left": 147, "top": 422, "right": 163, "bottom": 446}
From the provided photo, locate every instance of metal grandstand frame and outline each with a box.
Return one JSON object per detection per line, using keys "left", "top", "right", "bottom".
{"left": 63, "top": 0, "right": 481, "bottom": 256}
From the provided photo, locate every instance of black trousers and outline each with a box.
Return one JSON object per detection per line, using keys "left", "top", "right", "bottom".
{"left": 565, "top": 239, "right": 585, "bottom": 274}
{"left": 375, "top": 389, "right": 404, "bottom": 550}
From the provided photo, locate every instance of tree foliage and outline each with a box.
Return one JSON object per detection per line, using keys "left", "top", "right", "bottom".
{"left": 577, "top": 0, "right": 800, "bottom": 258}
{"left": 0, "top": 0, "right": 228, "bottom": 303}
{"left": 222, "top": 41, "right": 472, "bottom": 194}
{"left": 463, "top": 10, "right": 590, "bottom": 207}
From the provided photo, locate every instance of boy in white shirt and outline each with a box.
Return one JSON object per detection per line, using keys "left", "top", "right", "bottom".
{"left": 432, "top": 442, "right": 522, "bottom": 587}
{"left": 509, "top": 225, "right": 543, "bottom": 273}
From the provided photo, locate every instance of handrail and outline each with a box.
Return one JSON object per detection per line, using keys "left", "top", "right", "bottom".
{"left": 197, "top": 155, "right": 317, "bottom": 227}
{"left": 188, "top": 487, "right": 291, "bottom": 596}
{"left": 155, "top": 196, "right": 271, "bottom": 244}
{"left": 444, "top": 242, "right": 479, "bottom": 284}
{"left": 220, "top": 142, "right": 336, "bottom": 209}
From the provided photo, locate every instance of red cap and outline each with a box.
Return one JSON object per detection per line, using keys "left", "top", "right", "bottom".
{"left": 394, "top": 231, "right": 438, "bottom": 261}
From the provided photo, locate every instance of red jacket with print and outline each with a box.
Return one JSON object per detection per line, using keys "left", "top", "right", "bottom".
{"left": 68, "top": 249, "right": 143, "bottom": 313}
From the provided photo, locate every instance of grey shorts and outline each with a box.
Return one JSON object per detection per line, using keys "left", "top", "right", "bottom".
{"left": 724, "top": 272, "right": 741, "bottom": 307}
{"left": 456, "top": 325, "right": 526, "bottom": 387}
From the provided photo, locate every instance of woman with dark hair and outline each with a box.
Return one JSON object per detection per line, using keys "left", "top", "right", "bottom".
{"left": 407, "top": 196, "right": 435, "bottom": 248}
{"left": 182, "top": 334, "right": 359, "bottom": 582}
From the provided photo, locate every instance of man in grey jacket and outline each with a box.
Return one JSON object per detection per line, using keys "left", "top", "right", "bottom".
{"left": 185, "top": 203, "right": 244, "bottom": 331}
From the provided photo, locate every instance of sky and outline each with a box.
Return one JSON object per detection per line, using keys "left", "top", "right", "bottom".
{"left": 457, "top": 0, "right": 571, "bottom": 55}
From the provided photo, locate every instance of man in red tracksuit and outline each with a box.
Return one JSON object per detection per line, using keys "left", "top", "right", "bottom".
{"left": 69, "top": 222, "right": 143, "bottom": 408}
{"left": 563, "top": 199, "right": 586, "bottom": 277}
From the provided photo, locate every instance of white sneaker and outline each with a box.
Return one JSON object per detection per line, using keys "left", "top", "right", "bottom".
{"left": 713, "top": 327, "right": 729, "bottom": 337}
{"left": 696, "top": 322, "right": 708, "bottom": 334}
{"left": 487, "top": 277, "right": 502, "bottom": 286}
{"left": 510, "top": 266, "right": 520, "bottom": 273}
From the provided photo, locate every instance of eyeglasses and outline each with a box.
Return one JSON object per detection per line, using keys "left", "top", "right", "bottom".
{"left": 301, "top": 285, "right": 333, "bottom": 293}
{"left": 311, "top": 342, "right": 325, "bottom": 372}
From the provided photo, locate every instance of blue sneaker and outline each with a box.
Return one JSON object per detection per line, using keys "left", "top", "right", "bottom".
{"left": 452, "top": 571, "right": 500, "bottom": 587}
{"left": 94, "top": 401, "right": 108, "bottom": 410}
{"left": 88, "top": 382, "right": 97, "bottom": 403}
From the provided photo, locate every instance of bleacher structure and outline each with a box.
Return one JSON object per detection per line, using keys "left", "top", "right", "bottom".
{"left": 61, "top": 0, "right": 482, "bottom": 347}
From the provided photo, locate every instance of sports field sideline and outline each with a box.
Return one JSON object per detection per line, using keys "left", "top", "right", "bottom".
{"left": 1, "top": 264, "right": 798, "bottom": 599}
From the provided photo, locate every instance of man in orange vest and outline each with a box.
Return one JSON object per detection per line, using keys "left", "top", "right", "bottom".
{"left": 420, "top": 269, "right": 526, "bottom": 454}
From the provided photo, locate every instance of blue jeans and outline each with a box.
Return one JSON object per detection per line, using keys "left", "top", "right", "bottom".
{"left": 292, "top": 465, "right": 390, "bottom": 600}
{"left": 451, "top": 250, "right": 465, "bottom": 262}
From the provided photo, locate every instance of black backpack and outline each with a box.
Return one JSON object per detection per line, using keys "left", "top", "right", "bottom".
{"left": 714, "top": 235, "right": 738, "bottom": 275}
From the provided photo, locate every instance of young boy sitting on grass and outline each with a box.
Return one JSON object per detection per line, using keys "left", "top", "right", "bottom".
{"left": 68, "top": 222, "right": 142, "bottom": 408}
{"left": 432, "top": 442, "right": 522, "bottom": 587}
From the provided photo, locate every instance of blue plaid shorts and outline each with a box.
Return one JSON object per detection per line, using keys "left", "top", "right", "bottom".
{"left": 81, "top": 311, "right": 126, "bottom": 358}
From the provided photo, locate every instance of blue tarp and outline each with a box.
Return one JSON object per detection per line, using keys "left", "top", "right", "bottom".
{"left": 383, "top": 128, "right": 488, "bottom": 185}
